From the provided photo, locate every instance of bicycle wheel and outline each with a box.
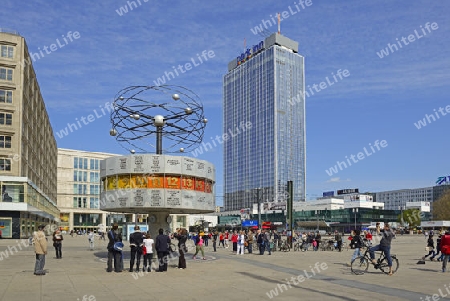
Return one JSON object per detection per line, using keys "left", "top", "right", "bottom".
{"left": 301, "top": 244, "right": 307, "bottom": 252}
{"left": 351, "top": 256, "right": 369, "bottom": 275}
{"left": 379, "top": 256, "right": 399, "bottom": 275}
{"left": 284, "top": 245, "right": 290, "bottom": 252}
{"left": 294, "top": 244, "right": 299, "bottom": 251}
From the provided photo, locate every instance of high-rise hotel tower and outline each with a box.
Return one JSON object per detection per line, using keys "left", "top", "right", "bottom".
{"left": 223, "top": 33, "right": 306, "bottom": 211}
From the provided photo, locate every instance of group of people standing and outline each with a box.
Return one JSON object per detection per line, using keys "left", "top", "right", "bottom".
{"left": 106, "top": 225, "right": 190, "bottom": 273}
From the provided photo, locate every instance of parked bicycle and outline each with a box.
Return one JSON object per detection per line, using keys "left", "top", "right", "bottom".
{"left": 351, "top": 243, "right": 399, "bottom": 275}
{"left": 279, "top": 240, "right": 290, "bottom": 252}
{"left": 300, "top": 241, "right": 311, "bottom": 252}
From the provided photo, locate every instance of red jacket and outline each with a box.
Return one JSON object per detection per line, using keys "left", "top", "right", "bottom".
{"left": 440, "top": 234, "right": 450, "bottom": 255}
{"left": 231, "top": 234, "right": 238, "bottom": 243}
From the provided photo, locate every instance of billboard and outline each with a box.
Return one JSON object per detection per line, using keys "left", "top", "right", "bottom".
{"left": 323, "top": 191, "right": 334, "bottom": 197}
{"left": 242, "top": 220, "right": 258, "bottom": 227}
{"left": 337, "top": 188, "right": 359, "bottom": 195}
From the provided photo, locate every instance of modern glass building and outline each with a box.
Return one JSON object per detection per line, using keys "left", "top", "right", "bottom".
{"left": 223, "top": 33, "right": 305, "bottom": 211}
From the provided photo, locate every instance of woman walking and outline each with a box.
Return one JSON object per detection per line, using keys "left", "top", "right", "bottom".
{"left": 423, "top": 234, "right": 436, "bottom": 261}
{"left": 193, "top": 234, "right": 206, "bottom": 260}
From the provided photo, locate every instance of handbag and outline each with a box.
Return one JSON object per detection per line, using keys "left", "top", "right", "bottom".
{"left": 142, "top": 245, "right": 147, "bottom": 255}
{"left": 244, "top": 241, "right": 248, "bottom": 247}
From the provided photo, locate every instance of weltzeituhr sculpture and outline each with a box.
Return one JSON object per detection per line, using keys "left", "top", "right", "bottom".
{"left": 101, "top": 85, "right": 215, "bottom": 239}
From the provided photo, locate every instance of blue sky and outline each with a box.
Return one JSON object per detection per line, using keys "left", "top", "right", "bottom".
{"left": 2, "top": 0, "right": 449, "bottom": 205}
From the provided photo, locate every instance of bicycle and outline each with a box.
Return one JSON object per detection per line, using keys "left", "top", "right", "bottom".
{"left": 300, "top": 241, "right": 311, "bottom": 252}
{"left": 351, "top": 244, "right": 399, "bottom": 275}
{"left": 279, "top": 240, "right": 290, "bottom": 252}
{"left": 293, "top": 241, "right": 303, "bottom": 251}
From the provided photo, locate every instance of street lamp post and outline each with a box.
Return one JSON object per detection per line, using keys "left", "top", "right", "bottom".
{"left": 353, "top": 208, "right": 358, "bottom": 230}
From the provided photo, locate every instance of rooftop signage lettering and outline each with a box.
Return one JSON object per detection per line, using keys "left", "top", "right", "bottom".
{"left": 436, "top": 176, "right": 450, "bottom": 185}
{"left": 236, "top": 41, "right": 264, "bottom": 65}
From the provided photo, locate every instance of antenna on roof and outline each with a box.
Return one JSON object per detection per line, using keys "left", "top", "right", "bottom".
{"left": 277, "top": 13, "right": 281, "bottom": 34}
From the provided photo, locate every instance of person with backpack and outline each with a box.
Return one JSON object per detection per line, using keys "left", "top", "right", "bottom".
{"left": 440, "top": 231, "right": 450, "bottom": 272}
{"left": 193, "top": 232, "right": 206, "bottom": 260}
{"left": 348, "top": 229, "right": 364, "bottom": 266}
{"left": 107, "top": 223, "right": 123, "bottom": 273}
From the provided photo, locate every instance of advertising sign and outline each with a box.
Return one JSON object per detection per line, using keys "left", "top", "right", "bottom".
{"left": 242, "top": 220, "right": 258, "bottom": 227}
{"left": 337, "top": 188, "right": 359, "bottom": 195}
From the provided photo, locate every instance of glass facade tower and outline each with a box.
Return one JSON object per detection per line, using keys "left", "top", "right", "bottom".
{"left": 223, "top": 33, "right": 306, "bottom": 211}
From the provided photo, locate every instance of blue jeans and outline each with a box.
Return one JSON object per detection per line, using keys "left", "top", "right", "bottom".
{"left": 351, "top": 248, "right": 361, "bottom": 262}
{"left": 266, "top": 242, "right": 271, "bottom": 254}
{"left": 369, "top": 244, "right": 392, "bottom": 267}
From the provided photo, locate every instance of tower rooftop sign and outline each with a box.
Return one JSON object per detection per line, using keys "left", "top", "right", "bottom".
{"left": 228, "top": 33, "right": 299, "bottom": 71}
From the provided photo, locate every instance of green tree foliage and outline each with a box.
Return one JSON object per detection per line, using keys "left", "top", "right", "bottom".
{"left": 433, "top": 190, "right": 450, "bottom": 220}
{"left": 397, "top": 209, "right": 421, "bottom": 228}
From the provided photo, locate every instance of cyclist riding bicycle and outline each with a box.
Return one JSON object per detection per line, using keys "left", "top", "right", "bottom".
{"left": 369, "top": 222, "right": 394, "bottom": 276}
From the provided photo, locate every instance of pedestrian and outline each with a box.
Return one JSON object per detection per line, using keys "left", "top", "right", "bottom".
{"left": 231, "top": 231, "right": 238, "bottom": 253}
{"left": 212, "top": 231, "right": 217, "bottom": 252}
{"left": 193, "top": 232, "right": 206, "bottom": 260}
{"left": 273, "top": 231, "right": 280, "bottom": 252}
{"left": 237, "top": 230, "right": 245, "bottom": 255}
{"left": 257, "top": 229, "right": 265, "bottom": 255}
{"left": 219, "top": 232, "right": 224, "bottom": 248}
{"left": 224, "top": 231, "right": 229, "bottom": 248}
{"left": 129, "top": 225, "right": 144, "bottom": 272}
{"left": 348, "top": 229, "right": 364, "bottom": 266}
{"left": 107, "top": 223, "right": 123, "bottom": 273}
{"left": 335, "top": 231, "right": 342, "bottom": 252}
{"left": 88, "top": 231, "right": 94, "bottom": 250}
{"left": 264, "top": 230, "right": 272, "bottom": 255}
{"left": 364, "top": 230, "right": 373, "bottom": 247}
{"left": 247, "top": 230, "right": 254, "bottom": 254}
{"left": 203, "top": 232, "right": 209, "bottom": 247}
{"left": 52, "top": 229, "right": 63, "bottom": 259}
{"left": 155, "top": 228, "right": 171, "bottom": 272}
{"left": 422, "top": 234, "right": 436, "bottom": 261}
{"left": 315, "top": 231, "right": 322, "bottom": 251}
{"left": 142, "top": 233, "right": 154, "bottom": 272}
{"left": 33, "top": 224, "right": 48, "bottom": 275}
{"left": 439, "top": 231, "right": 450, "bottom": 272}
{"left": 431, "top": 234, "right": 442, "bottom": 261}
{"left": 173, "top": 228, "right": 188, "bottom": 269}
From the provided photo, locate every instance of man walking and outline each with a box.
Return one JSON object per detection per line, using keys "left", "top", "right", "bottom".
{"left": 33, "top": 225, "right": 48, "bottom": 275}
{"left": 129, "top": 225, "right": 144, "bottom": 272}
{"left": 155, "top": 228, "right": 171, "bottom": 272}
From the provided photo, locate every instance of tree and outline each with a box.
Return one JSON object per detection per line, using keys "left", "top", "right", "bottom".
{"left": 397, "top": 209, "right": 421, "bottom": 228}
{"left": 433, "top": 190, "right": 450, "bottom": 220}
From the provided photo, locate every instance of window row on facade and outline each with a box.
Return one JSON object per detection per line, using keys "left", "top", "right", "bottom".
{"left": 74, "top": 157, "right": 100, "bottom": 170}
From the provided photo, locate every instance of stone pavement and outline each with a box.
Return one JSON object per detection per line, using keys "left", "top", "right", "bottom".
{"left": 0, "top": 233, "right": 449, "bottom": 301}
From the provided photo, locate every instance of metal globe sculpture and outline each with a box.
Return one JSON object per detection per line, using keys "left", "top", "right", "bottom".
{"left": 109, "top": 85, "right": 207, "bottom": 153}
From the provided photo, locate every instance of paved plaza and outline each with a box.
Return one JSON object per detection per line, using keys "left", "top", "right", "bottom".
{"left": 0, "top": 234, "right": 449, "bottom": 301}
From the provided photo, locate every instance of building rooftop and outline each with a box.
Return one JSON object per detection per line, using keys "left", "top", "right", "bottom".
{"left": 0, "top": 28, "right": 20, "bottom": 36}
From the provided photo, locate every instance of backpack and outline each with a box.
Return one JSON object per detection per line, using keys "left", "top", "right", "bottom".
{"left": 442, "top": 245, "right": 450, "bottom": 255}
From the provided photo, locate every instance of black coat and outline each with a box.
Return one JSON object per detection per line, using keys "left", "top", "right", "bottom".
{"left": 155, "top": 234, "right": 171, "bottom": 252}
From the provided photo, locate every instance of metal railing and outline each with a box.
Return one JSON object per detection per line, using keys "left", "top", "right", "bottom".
{"left": 0, "top": 28, "right": 20, "bottom": 36}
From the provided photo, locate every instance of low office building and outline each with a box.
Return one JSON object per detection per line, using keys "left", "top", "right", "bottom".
{"left": 57, "top": 148, "right": 120, "bottom": 232}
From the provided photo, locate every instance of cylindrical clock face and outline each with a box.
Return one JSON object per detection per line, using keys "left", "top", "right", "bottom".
{"left": 148, "top": 215, "right": 156, "bottom": 223}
